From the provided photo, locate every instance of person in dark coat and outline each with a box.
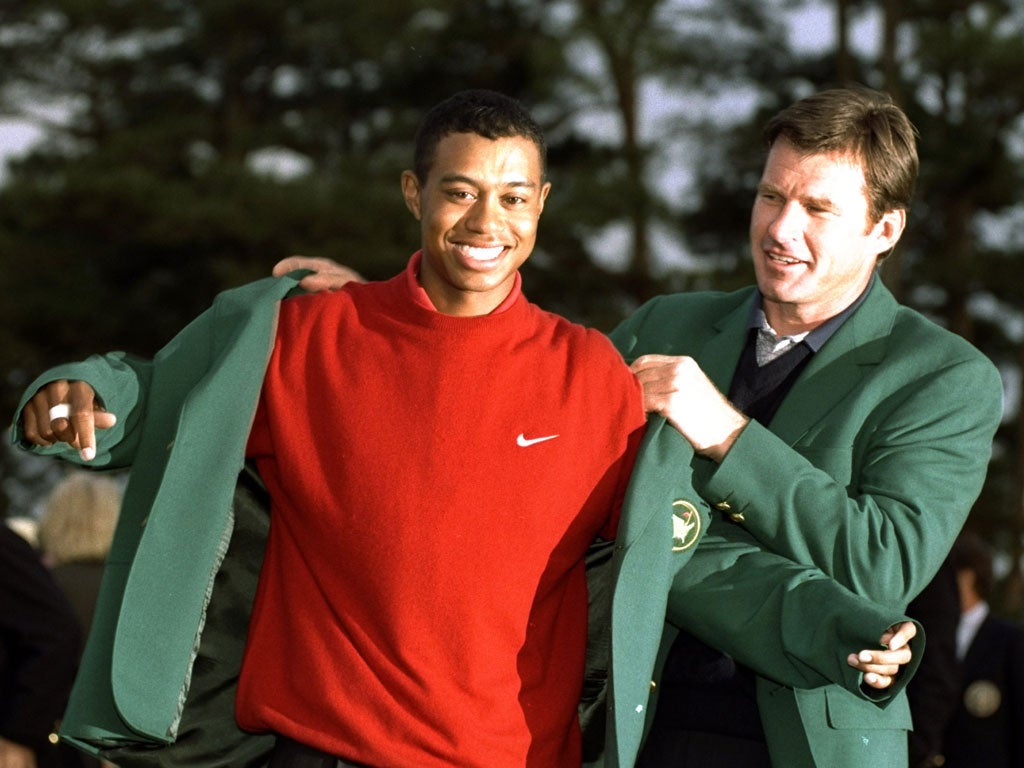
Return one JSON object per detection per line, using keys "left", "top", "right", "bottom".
{"left": 942, "top": 532, "right": 1024, "bottom": 768}
{"left": 0, "top": 522, "right": 82, "bottom": 768}
{"left": 906, "top": 557, "right": 964, "bottom": 767}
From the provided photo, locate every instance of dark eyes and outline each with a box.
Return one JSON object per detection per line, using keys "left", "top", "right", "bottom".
{"left": 444, "top": 189, "right": 528, "bottom": 206}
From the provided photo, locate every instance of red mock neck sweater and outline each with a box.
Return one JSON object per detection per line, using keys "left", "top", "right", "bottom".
{"left": 240, "top": 255, "right": 645, "bottom": 767}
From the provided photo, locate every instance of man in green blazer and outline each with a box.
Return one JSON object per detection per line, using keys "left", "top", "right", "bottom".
{"left": 610, "top": 87, "right": 1003, "bottom": 767}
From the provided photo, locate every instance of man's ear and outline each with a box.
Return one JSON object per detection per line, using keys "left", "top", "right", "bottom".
{"left": 401, "top": 170, "right": 422, "bottom": 220}
{"left": 874, "top": 208, "right": 906, "bottom": 256}
{"left": 538, "top": 181, "right": 552, "bottom": 216}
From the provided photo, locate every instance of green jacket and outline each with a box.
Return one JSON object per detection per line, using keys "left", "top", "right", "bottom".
{"left": 607, "top": 275, "right": 1003, "bottom": 767}
{"left": 12, "top": 274, "right": 926, "bottom": 767}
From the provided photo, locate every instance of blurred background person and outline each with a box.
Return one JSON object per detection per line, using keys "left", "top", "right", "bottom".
{"left": 37, "top": 473, "right": 121, "bottom": 641}
{"left": 36, "top": 473, "right": 120, "bottom": 768}
{"left": 906, "top": 556, "right": 963, "bottom": 768}
{"left": 942, "top": 531, "right": 1024, "bottom": 768}
{"left": 0, "top": 521, "right": 82, "bottom": 768}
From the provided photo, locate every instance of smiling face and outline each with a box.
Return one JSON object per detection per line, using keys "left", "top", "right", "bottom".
{"left": 401, "top": 131, "right": 551, "bottom": 317}
{"left": 749, "top": 138, "right": 905, "bottom": 335}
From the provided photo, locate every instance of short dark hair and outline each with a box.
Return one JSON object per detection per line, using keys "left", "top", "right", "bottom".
{"left": 950, "top": 531, "right": 995, "bottom": 601}
{"left": 763, "top": 87, "right": 919, "bottom": 224}
{"left": 412, "top": 89, "right": 547, "bottom": 183}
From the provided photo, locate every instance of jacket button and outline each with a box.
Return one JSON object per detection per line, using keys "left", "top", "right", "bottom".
{"left": 649, "top": 680, "right": 657, "bottom": 691}
{"left": 728, "top": 511, "right": 745, "bottom": 523}
{"left": 714, "top": 501, "right": 731, "bottom": 511}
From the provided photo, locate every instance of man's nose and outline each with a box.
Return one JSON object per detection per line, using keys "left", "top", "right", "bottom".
{"left": 464, "top": 195, "right": 502, "bottom": 233}
{"left": 767, "top": 201, "right": 805, "bottom": 244}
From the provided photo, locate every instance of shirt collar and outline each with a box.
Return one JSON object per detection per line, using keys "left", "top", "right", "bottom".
{"left": 747, "top": 271, "right": 876, "bottom": 352}
{"left": 957, "top": 600, "right": 990, "bottom": 660}
{"left": 404, "top": 250, "right": 523, "bottom": 314}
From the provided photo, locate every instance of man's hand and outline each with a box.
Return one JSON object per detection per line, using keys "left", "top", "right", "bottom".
{"left": 19, "top": 380, "right": 116, "bottom": 462}
{"left": 847, "top": 620, "right": 917, "bottom": 689}
{"left": 0, "top": 735, "right": 38, "bottom": 768}
{"left": 272, "top": 255, "right": 365, "bottom": 292}
{"left": 630, "top": 354, "right": 748, "bottom": 462}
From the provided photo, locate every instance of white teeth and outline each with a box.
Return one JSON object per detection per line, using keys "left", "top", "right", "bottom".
{"left": 460, "top": 245, "right": 504, "bottom": 262}
{"left": 770, "top": 253, "right": 800, "bottom": 265}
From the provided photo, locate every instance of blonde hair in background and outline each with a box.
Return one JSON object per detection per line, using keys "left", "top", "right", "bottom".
{"left": 38, "top": 471, "right": 122, "bottom": 564}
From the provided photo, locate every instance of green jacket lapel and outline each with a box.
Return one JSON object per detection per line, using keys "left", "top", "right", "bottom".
{"left": 767, "top": 277, "right": 896, "bottom": 445}
{"left": 694, "top": 295, "right": 751, "bottom": 391}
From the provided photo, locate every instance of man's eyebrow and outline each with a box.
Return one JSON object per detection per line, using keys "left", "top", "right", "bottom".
{"left": 802, "top": 194, "right": 840, "bottom": 212}
{"left": 756, "top": 182, "right": 839, "bottom": 212}
{"left": 440, "top": 173, "right": 538, "bottom": 190}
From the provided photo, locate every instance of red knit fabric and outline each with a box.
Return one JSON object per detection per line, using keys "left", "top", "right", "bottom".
{"left": 239, "top": 255, "right": 646, "bottom": 767}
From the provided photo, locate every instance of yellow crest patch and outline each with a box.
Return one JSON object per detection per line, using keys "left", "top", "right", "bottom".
{"left": 672, "top": 500, "right": 702, "bottom": 552}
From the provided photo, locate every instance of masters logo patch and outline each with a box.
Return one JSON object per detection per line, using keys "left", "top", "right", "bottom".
{"left": 672, "top": 500, "right": 701, "bottom": 552}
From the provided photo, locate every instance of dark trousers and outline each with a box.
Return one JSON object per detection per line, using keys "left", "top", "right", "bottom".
{"left": 268, "top": 736, "right": 371, "bottom": 768}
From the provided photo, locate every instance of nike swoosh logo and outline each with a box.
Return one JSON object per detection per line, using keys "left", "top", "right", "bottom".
{"left": 517, "top": 433, "right": 560, "bottom": 447}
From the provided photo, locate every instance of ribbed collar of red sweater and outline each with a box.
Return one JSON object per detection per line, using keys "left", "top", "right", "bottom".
{"left": 404, "top": 250, "right": 523, "bottom": 315}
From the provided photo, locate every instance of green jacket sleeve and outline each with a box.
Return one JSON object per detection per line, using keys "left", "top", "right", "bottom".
{"left": 692, "top": 349, "right": 1003, "bottom": 607}
{"left": 664, "top": 520, "right": 920, "bottom": 702}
